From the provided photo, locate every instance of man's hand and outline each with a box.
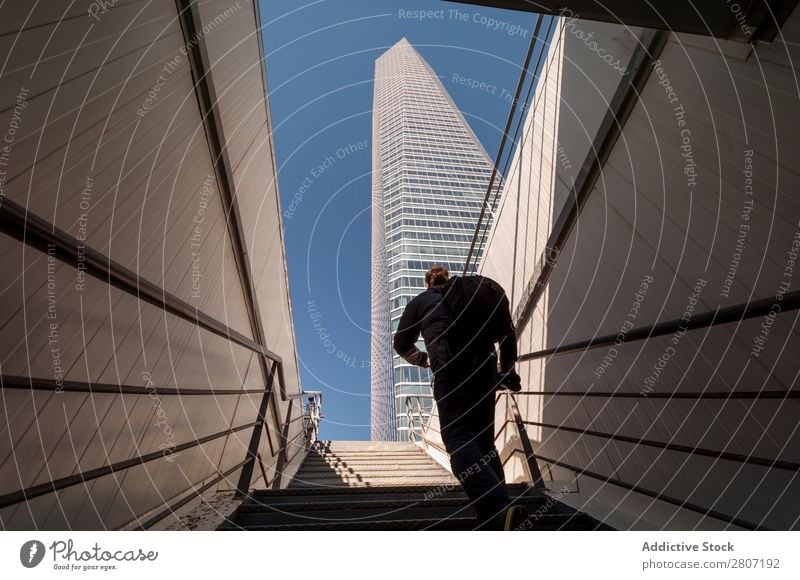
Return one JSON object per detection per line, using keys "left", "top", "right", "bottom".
{"left": 497, "top": 369, "right": 522, "bottom": 392}
{"left": 419, "top": 352, "right": 430, "bottom": 368}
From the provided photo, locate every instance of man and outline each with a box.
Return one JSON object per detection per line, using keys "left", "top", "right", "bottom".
{"left": 305, "top": 396, "right": 320, "bottom": 446}
{"left": 393, "top": 265, "right": 525, "bottom": 530}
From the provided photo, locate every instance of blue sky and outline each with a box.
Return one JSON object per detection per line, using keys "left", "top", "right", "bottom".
{"left": 259, "top": 0, "right": 539, "bottom": 440}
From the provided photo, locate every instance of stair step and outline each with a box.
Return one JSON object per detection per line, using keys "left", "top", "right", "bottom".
{"left": 247, "top": 489, "right": 465, "bottom": 504}
{"left": 223, "top": 437, "right": 612, "bottom": 531}
{"left": 302, "top": 455, "right": 438, "bottom": 461}
{"left": 221, "top": 512, "right": 601, "bottom": 531}
{"left": 295, "top": 466, "right": 450, "bottom": 475}
{"left": 288, "top": 477, "right": 458, "bottom": 488}
{"left": 299, "top": 462, "right": 443, "bottom": 470}
{"left": 314, "top": 446, "right": 421, "bottom": 450}
{"left": 290, "top": 471, "right": 456, "bottom": 479}
{"left": 308, "top": 453, "right": 430, "bottom": 459}
{"left": 235, "top": 504, "right": 479, "bottom": 526}
{"left": 290, "top": 477, "right": 456, "bottom": 484}
{"left": 315, "top": 443, "right": 420, "bottom": 451}
{"left": 239, "top": 493, "right": 555, "bottom": 514}
{"left": 300, "top": 456, "right": 440, "bottom": 463}
{"left": 236, "top": 490, "right": 577, "bottom": 526}
{"left": 251, "top": 483, "right": 536, "bottom": 498}
{"left": 307, "top": 450, "right": 431, "bottom": 461}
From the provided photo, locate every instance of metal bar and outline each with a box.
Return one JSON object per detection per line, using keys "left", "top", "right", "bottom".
{"left": 236, "top": 359, "right": 278, "bottom": 496}
{"left": 512, "top": 29, "right": 669, "bottom": 336}
{"left": 256, "top": 453, "right": 270, "bottom": 488}
{"left": 406, "top": 396, "right": 416, "bottom": 443}
{"left": 519, "top": 290, "right": 800, "bottom": 362}
{"left": 503, "top": 448, "right": 577, "bottom": 490}
{"left": 275, "top": 359, "right": 289, "bottom": 401}
{"left": 406, "top": 404, "right": 417, "bottom": 445}
{"left": 421, "top": 424, "right": 441, "bottom": 435}
{"left": 523, "top": 420, "right": 800, "bottom": 472}
{"left": 0, "top": 421, "right": 258, "bottom": 509}
{"left": 496, "top": 425, "right": 759, "bottom": 529}
{"left": 510, "top": 389, "right": 800, "bottom": 399}
{"left": 424, "top": 438, "right": 449, "bottom": 457}
{"left": 270, "top": 399, "right": 294, "bottom": 490}
{"left": 405, "top": 399, "right": 412, "bottom": 442}
{"left": 0, "top": 374, "right": 272, "bottom": 396}
{"left": 471, "top": 16, "right": 556, "bottom": 276}
{"left": 0, "top": 198, "right": 281, "bottom": 362}
{"left": 282, "top": 435, "right": 307, "bottom": 472}
{"left": 136, "top": 459, "right": 248, "bottom": 530}
{"left": 416, "top": 396, "right": 428, "bottom": 450}
{"left": 463, "top": 15, "right": 543, "bottom": 274}
{"left": 513, "top": 445, "right": 766, "bottom": 530}
{"left": 502, "top": 392, "right": 546, "bottom": 489}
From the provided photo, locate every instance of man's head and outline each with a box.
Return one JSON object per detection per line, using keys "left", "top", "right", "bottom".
{"left": 425, "top": 265, "right": 449, "bottom": 288}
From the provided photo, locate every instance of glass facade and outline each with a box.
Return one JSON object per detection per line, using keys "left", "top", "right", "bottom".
{"left": 370, "top": 38, "right": 497, "bottom": 441}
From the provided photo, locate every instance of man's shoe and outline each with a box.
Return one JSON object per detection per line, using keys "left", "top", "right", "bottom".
{"left": 503, "top": 505, "right": 529, "bottom": 530}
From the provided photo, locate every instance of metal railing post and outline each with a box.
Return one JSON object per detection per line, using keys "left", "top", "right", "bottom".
{"left": 236, "top": 359, "right": 278, "bottom": 496}
{"left": 270, "top": 399, "right": 295, "bottom": 490}
{"left": 503, "top": 391, "right": 546, "bottom": 490}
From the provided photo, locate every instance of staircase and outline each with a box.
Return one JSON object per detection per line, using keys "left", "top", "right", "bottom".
{"left": 219, "top": 441, "right": 611, "bottom": 530}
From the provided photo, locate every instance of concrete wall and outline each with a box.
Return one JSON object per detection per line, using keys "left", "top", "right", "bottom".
{"left": 479, "top": 12, "right": 800, "bottom": 530}
{"left": 0, "top": 0, "right": 305, "bottom": 530}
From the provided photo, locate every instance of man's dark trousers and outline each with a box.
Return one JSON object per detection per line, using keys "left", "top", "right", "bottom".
{"left": 432, "top": 341, "right": 510, "bottom": 528}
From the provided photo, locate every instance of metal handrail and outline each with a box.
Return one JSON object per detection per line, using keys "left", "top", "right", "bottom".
{"left": 0, "top": 199, "right": 281, "bottom": 361}
{"left": 499, "top": 390, "right": 546, "bottom": 490}
{"left": 521, "top": 418, "right": 800, "bottom": 472}
{"left": 404, "top": 394, "right": 433, "bottom": 450}
{"left": 518, "top": 290, "right": 800, "bottom": 362}
{"left": 0, "top": 201, "right": 302, "bottom": 510}
{"left": 403, "top": 389, "right": 547, "bottom": 491}
{"left": 462, "top": 14, "right": 546, "bottom": 274}
{"left": 0, "top": 0, "right": 303, "bottom": 528}
{"left": 509, "top": 389, "right": 800, "bottom": 399}
{"left": 490, "top": 438, "right": 766, "bottom": 530}
{"left": 0, "top": 421, "right": 259, "bottom": 509}
{"left": 135, "top": 458, "right": 250, "bottom": 530}
{"left": 0, "top": 375, "right": 274, "bottom": 396}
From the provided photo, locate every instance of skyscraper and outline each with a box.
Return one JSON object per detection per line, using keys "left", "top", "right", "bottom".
{"left": 370, "top": 38, "right": 498, "bottom": 441}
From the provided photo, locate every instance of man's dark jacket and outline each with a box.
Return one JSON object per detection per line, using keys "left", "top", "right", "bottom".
{"left": 392, "top": 278, "right": 517, "bottom": 373}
